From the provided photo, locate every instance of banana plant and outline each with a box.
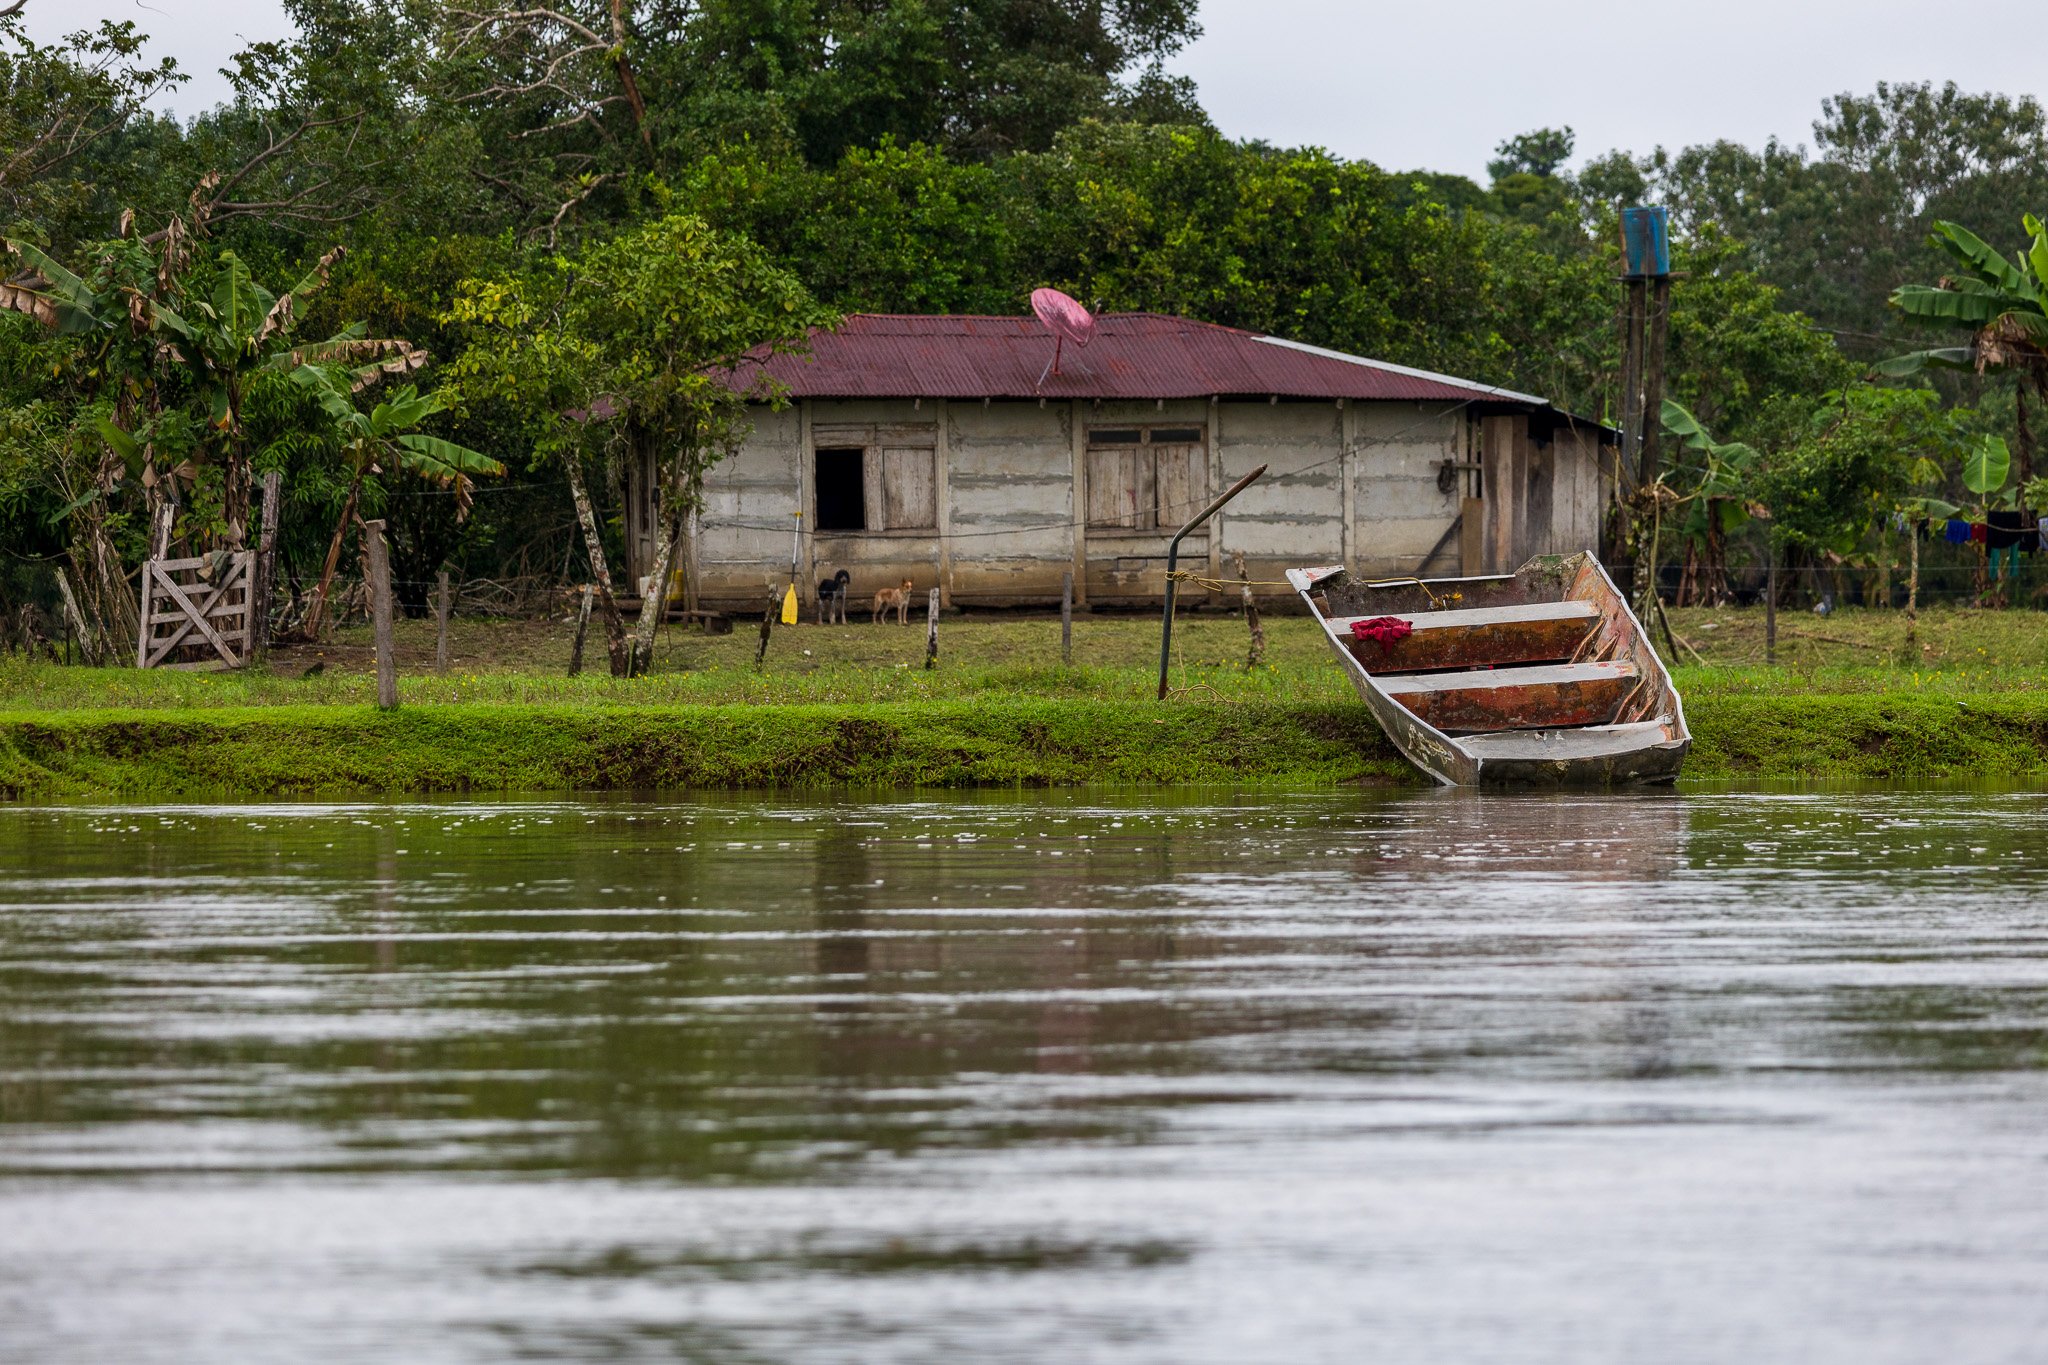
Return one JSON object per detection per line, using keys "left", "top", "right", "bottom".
{"left": 1658, "top": 400, "right": 1762, "bottom": 606}
{"left": 4, "top": 231, "right": 426, "bottom": 550}
{"left": 1882, "top": 216, "right": 2048, "bottom": 482}
{"left": 170, "top": 248, "right": 425, "bottom": 547}
{"left": 290, "top": 362, "right": 504, "bottom": 639}
{"left": 1892, "top": 451, "right": 1959, "bottom": 645}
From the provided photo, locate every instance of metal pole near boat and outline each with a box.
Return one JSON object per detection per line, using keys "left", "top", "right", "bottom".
{"left": 1158, "top": 465, "right": 1267, "bottom": 700}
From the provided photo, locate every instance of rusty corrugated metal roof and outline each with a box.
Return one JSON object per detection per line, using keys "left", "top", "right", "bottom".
{"left": 734, "top": 313, "right": 1550, "bottom": 406}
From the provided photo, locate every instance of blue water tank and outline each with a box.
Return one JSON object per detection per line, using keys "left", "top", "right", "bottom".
{"left": 1621, "top": 206, "right": 1671, "bottom": 278}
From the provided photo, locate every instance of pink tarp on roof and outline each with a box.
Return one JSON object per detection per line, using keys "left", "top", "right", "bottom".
{"left": 733, "top": 313, "right": 1548, "bottom": 406}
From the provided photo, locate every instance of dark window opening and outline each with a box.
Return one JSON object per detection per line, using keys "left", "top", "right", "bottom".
{"left": 1150, "top": 427, "right": 1204, "bottom": 442}
{"left": 1091, "top": 428, "right": 1142, "bottom": 444}
{"left": 815, "top": 448, "right": 866, "bottom": 531}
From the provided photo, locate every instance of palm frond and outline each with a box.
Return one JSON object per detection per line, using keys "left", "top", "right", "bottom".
{"left": 3, "top": 238, "right": 105, "bottom": 332}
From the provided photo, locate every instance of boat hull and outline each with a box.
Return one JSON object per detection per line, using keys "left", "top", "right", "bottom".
{"left": 1290, "top": 554, "right": 1690, "bottom": 788}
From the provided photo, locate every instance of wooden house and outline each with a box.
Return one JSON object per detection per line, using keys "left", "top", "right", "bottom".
{"left": 638, "top": 313, "right": 1613, "bottom": 611}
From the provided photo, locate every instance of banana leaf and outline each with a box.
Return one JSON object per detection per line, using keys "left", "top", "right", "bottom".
{"left": 1962, "top": 435, "right": 2010, "bottom": 498}
{"left": 4, "top": 239, "right": 106, "bottom": 333}
{"left": 1889, "top": 284, "right": 2006, "bottom": 324}
{"left": 1873, "top": 347, "right": 1974, "bottom": 377}
{"left": 1932, "top": 221, "right": 2029, "bottom": 294}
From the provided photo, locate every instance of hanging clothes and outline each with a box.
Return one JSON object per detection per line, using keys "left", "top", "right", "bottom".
{"left": 1988, "top": 510, "right": 2031, "bottom": 550}
{"left": 1970, "top": 522, "right": 1989, "bottom": 544}
{"left": 2039, "top": 515, "right": 2048, "bottom": 551}
{"left": 1945, "top": 519, "right": 1972, "bottom": 544}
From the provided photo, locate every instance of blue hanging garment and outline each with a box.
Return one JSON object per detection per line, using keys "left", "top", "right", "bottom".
{"left": 1944, "top": 519, "right": 1971, "bottom": 544}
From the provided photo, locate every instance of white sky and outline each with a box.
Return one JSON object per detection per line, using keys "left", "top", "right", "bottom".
{"left": 23, "top": 0, "right": 2048, "bottom": 179}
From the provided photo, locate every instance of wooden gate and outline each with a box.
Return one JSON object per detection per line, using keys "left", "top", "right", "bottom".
{"left": 137, "top": 551, "right": 255, "bottom": 670}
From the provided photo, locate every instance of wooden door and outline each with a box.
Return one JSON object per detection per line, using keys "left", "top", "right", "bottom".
{"left": 1153, "top": 441, "right": 1203, "bottom": 531}
{"left": 881, "top": 446, "right": 937, "bottom": 529}
{"left": 1087, "top": 445, "right": 1150, "bottom": 530}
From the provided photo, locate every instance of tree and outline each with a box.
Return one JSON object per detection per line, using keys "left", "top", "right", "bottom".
{"left": 1489, "top": 127, "right": 1575, "bottom": 181}
{"left": 1883, "top": 215, "right": 2048, "bottom": 484}
{"left": 1597, "top": 83, "right": 2048, "bottom": 354}
{"left": 446, "top": 212, "right": 831, "bottom": 674}
{"left": 568, "top": 213, "right": 831, "bottom": 670}
{"left": 0, "top": 16, "right": 181, "bottom": 231}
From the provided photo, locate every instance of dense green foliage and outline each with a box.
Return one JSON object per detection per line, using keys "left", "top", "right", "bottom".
{"left": 4, "top": 0, "right": 2046, "bottom": 649}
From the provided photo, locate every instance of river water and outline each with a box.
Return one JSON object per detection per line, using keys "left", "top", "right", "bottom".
{"left": 3, "top": 788, "right": 2048, "bottom": 1363}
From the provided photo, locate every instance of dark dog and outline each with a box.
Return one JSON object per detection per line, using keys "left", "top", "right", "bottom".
{"left": 816, "top": 568, "right": 851, "bottom": 624}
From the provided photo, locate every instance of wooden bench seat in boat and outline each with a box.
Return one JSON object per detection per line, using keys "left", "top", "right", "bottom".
{"left": 1377, "top": 660, "right": 1638, "bottom": 732}
{"left": 1455, "top": 718, "right": 1673, "bottom": 762}
{"left": 1335, "top": 600, "right": 1599, "bottom": 673}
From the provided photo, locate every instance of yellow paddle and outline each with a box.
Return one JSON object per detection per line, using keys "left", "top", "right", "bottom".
{"left": 780, "top": 511, "right": 801, "bottom": 624}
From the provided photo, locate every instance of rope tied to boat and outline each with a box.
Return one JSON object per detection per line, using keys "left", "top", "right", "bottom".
{"left": 1356, "top": 576, "right": 1464, "bottom": 609}
{"left": 1162, "top": 569, "right": 1299, "bottom": 591}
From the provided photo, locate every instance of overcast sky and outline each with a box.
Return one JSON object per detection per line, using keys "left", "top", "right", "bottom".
{"left": 24, "top": 0, "right": 2048, "bottom": 179}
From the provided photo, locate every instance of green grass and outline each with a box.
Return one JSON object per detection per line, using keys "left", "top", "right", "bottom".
{"left": 0, "top": 700, "right": 1413, "bottom": 798}
{"left": 5, "top": 605, "right": 2048, "bottom": 796}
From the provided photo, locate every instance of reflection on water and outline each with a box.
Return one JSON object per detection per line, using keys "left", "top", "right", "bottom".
{"left": 3, "top": 788, "right": 2048, "bottom": 1362}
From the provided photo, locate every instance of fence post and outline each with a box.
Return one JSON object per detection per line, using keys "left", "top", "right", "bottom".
{"left": 925, "top": 588, "right": 939, "bottom": 670}
{"left": 1235, "top": 549, "right": 1265, "bottom": 668}
{"left": 363, "top": 518, "right": 398, "bottom": 709}
{"left": 1765, "top": 547, "right": 1778, "bottom": 666}
{"left": 567, "top": 584, "right": 594, "bottom": 677}
{"left": 434, "top": 570, "right": 452, "bottom": 674}
{"left": 754, "top": 589, "right": 776, "bottom": 670}
{"left": 149, "top": 492, "right": 176, "bottom": 561}
{"left": 254, "top": 470, "right": 281, "bottom": 657}
{"left": 1060, "top": 570, "right": 1072, "bottom": 666}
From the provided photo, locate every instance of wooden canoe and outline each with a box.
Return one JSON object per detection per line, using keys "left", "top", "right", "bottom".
{"left": 1288, "top": 552, "right": 1690, "bottom": 786}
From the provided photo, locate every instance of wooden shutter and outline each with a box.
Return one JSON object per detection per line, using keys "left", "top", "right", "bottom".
{"left": 881, "top": 446, "right": 937, "bottom": 529}
{"left": 1087, "top": 445, "right": 1151, "bottom": 529}
{"left": 1153, "top": 442, "right": 1203, "bottom": 530}
{"left": 861, "top": 449, "right": 888, "bottom": 532}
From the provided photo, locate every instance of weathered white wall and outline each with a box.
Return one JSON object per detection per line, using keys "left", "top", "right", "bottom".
{"left": 688, "top": 397, "right": 1590, "bottom": 609}
{"left": 695, "top": 405, "right": 803, "bottom": 604}
{"left": 947, "top": 399, "right": 1074, "bottom": 603}
{"left": 1345, "top": 403, "right": 1465, "bottom": 577}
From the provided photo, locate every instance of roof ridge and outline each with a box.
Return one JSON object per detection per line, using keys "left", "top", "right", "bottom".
{"left": 838, "top": 311, "right": 1237, "bottom": 325}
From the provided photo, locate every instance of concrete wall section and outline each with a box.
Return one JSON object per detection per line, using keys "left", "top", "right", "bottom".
{"left": 1347, "top": 402, "right": 1464, "bottom": 578}
{"left": 696, "top": 405, "right": 803, "bottom": 604}
{"left": 946, "top": 400, "right": 1075, "bottom": 603}
{"left": 1211, "top": 400, "right": 1345, "bottom": 594}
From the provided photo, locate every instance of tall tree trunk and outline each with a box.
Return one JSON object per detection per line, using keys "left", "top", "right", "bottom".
{"left": 563, "top": 450, "right": 630, "bottom": 677}
{"left": 301, "top": 472, "right": 364, "bottom": 640}
{"left": 1628, "top": 486, "right": 1662, "bottom": 624}
{"left": 631, "top": 446, "right": 687, "bottom": 677}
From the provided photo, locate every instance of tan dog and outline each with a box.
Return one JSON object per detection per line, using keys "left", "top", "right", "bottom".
{"left": 871, "top": 578, "right": 915, "bottom": 625}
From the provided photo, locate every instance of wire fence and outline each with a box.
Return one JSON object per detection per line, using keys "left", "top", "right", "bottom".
{"left": 1660, "top": 558, "right": 2048, "bottom": 610}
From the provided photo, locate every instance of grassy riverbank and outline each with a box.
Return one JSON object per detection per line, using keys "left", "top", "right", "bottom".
{"left": 4, "top": 607, "right": 2047, "bottom": 796}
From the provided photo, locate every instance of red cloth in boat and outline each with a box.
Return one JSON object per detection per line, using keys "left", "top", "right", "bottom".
{"left": 1349, "top": 616, "right": 1413, "bottom": 652}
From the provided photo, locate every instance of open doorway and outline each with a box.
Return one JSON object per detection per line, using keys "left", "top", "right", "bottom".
{"left": 815, "top": 447, "right": 866, "bottom": 531}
